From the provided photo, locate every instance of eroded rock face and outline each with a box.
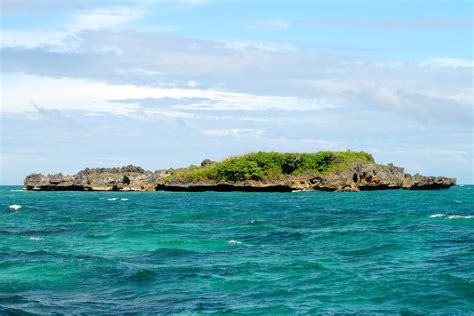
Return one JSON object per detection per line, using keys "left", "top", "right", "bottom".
{"left": 23, "top": 165, "right": 172, "bottom": 191}
{"left": 402, "top": 173, "right": 456, "bottom": 190}
{"left": 154, "top": 162, "right": 456, "bottom": 192}
{"left": 24, "top": 173, "right": 80, "bottom": 191}
{"left": 24, "top": 162, "right": 456, "bottom": 192}
{"left": 292, "top": 163, "right": 455, "bottom": 192}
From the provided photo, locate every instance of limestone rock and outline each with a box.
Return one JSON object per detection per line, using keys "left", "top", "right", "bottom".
{"left": 154, "top": 162, "right": 456, "bottom": 192}
{"left": 23, "top": 165, "right": 170, "bottom": 191}
{"left": 24, "top": 161, "right": 456, "bottom": 192}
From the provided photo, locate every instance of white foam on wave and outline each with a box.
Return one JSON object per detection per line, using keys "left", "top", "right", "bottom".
{"left": 9, "top": 205, "right": 22, "bottom": 210}
{"left": 228, "top": 239, "right": 242, "bottom": 244}
{"left": 448, "top": 215, "right": 474, "bottom": 219}
{"left": 120, "top": 198, "right": 129, "bottom": 201}
{"left": 29, "top": 237, "right": 42, "bottom": 241}
{"left": 107, "top": 198, "right": 118, "bottom": 201}
{"left": 9, "top": 189, "right": 24, "bottom": 192}
{"left": 430, "top": 213, "right": 473, "bottom": 219}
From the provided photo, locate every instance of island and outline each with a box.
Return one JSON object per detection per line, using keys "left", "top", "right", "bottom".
{"left": 23, "top": 151, "right": 456, "bottom": 192}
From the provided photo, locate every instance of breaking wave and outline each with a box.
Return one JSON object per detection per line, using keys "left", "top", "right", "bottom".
{"left": 429, "top": 214, "right": 473, "bottom": 219}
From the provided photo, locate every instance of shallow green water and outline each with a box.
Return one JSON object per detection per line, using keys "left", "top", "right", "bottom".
{"left": 1, "top": 186, "right": 473, "bottom": 314}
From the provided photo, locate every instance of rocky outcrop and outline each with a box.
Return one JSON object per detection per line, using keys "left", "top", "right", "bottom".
{"left": 154, "top": 162, "right": 456, "bottom": 192}
{"left": 24, "top": 165, "right": 171, "bottom": 191}
{"left": 200, "top": 159, "right": 215, "bottom": 167}
{"left": 24, "top": 162, "right": 456, "bottom": 192}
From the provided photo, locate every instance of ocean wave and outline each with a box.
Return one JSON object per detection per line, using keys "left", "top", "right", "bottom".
{"left": 248, "top": 220, "right": 265, "bottom": 225}
{"left": 447, "top": 215, "right": 473, "bottom": 219}
{"left": 337, "top": 243, "right": 396, "bottom": 256}
{"left": 107, "top": 198, "right": 118, "bottom": 201}
{"left": 228, "top": 239, "right": 242, "bottom": 244}
{"left": 29, "top": 237, "right": 43, "bottom": 241}
{"left": 85, "top": 233, "right": 111, "bottom": 239}
{"left": 9, "top": 189, "right": 24, "bottom": 192}
{"left": 8, "top": 205, "right": 22, "bottom": 210}
{"left": 149, "top": 248, "right": 198, "bottom": 258}
{"left": 12, "top": 227, "right": 69, "bottom": 235}
{"left": 286, "top": 260, "right": 324, "bottom": 271}
{"left": 127, "top": 268, "right": 157, "bottom": 282}
{"left": 0, "top": 294, "right": 29, "bottom": 304}
{"left": 264, "top": 231, "right": 306, "bottom": 242}
{"left": 429, "top": 214, "right": 473, "bottom": 219}
{"left": 121, "top": 198, "right": 129, "bottom": 201}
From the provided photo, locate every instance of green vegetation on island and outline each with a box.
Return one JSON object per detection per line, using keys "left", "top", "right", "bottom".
{"left": 164, "top": 151, "right": 375, "bottom": 183}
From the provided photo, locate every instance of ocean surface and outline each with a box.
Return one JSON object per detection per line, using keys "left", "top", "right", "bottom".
{"left": 0, "top": 185, "right": 473, "bottom": 314}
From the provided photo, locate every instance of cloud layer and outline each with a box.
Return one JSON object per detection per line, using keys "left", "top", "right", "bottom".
{"left": 1, "top": 2, "right": 472, "bottom": 184}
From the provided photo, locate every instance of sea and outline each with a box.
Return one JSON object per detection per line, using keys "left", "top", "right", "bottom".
{"left": 0, "top": 185, "right": 473, "bottom": 314}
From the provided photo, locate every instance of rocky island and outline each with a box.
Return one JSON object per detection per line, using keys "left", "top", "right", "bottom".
{"left": 23, "top": 151, "right": 456, "bottom": 192}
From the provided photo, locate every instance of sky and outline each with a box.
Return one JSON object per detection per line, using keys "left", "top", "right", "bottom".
{"left": 0, "top": 0, "right": 473, "bottom": 184}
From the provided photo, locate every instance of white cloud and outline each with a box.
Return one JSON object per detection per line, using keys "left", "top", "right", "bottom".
{"left": 223, "top": 40, "right": 296, "bottom": 53}
{"left": 142, "top": 109, "right": 198, "bottom": 118}
{"left": 420, "top": 58, "right": 474, "bottom": 68}
{"left": 203, "top": 128, "right": 265, "bottom": 138}
{"left": 250, "top": 19, "right": 291, "bottom": 30}
{"left": 67, "top": 7, "right": 146, "bottom": 32}
{"left": 0, "top": 73, "right": 333, "bottom": 114}
{"left": 187, "top": 80, "right": 198, "bottom": 87}
{"left": 291, "top": 61, "right": 473, "bottom": 125}
{"left": 284, "top": 18, "right": 473, "bottom": 29}
{"left": 2, "top": 24, "right": 471, "bottom": 126}
{"left": 0, "top": 6, "right": 146, "bottom": 49}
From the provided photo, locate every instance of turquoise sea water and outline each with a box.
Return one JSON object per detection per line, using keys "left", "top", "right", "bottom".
{"left": 0, "top": 185, "right": 473, "bottom": 314}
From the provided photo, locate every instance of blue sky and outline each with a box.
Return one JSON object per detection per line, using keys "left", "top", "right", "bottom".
{"left": 0, "top": 0, "right": 473, "bottom": 184}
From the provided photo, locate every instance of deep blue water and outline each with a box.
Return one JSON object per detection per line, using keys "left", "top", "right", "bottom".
{"left": 0, "top": 185, "right": 473, "bottom": 314}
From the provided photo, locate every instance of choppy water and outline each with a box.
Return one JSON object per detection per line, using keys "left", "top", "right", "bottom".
{"left": 1, "top": 185, "right": 473, "bottom": 314}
